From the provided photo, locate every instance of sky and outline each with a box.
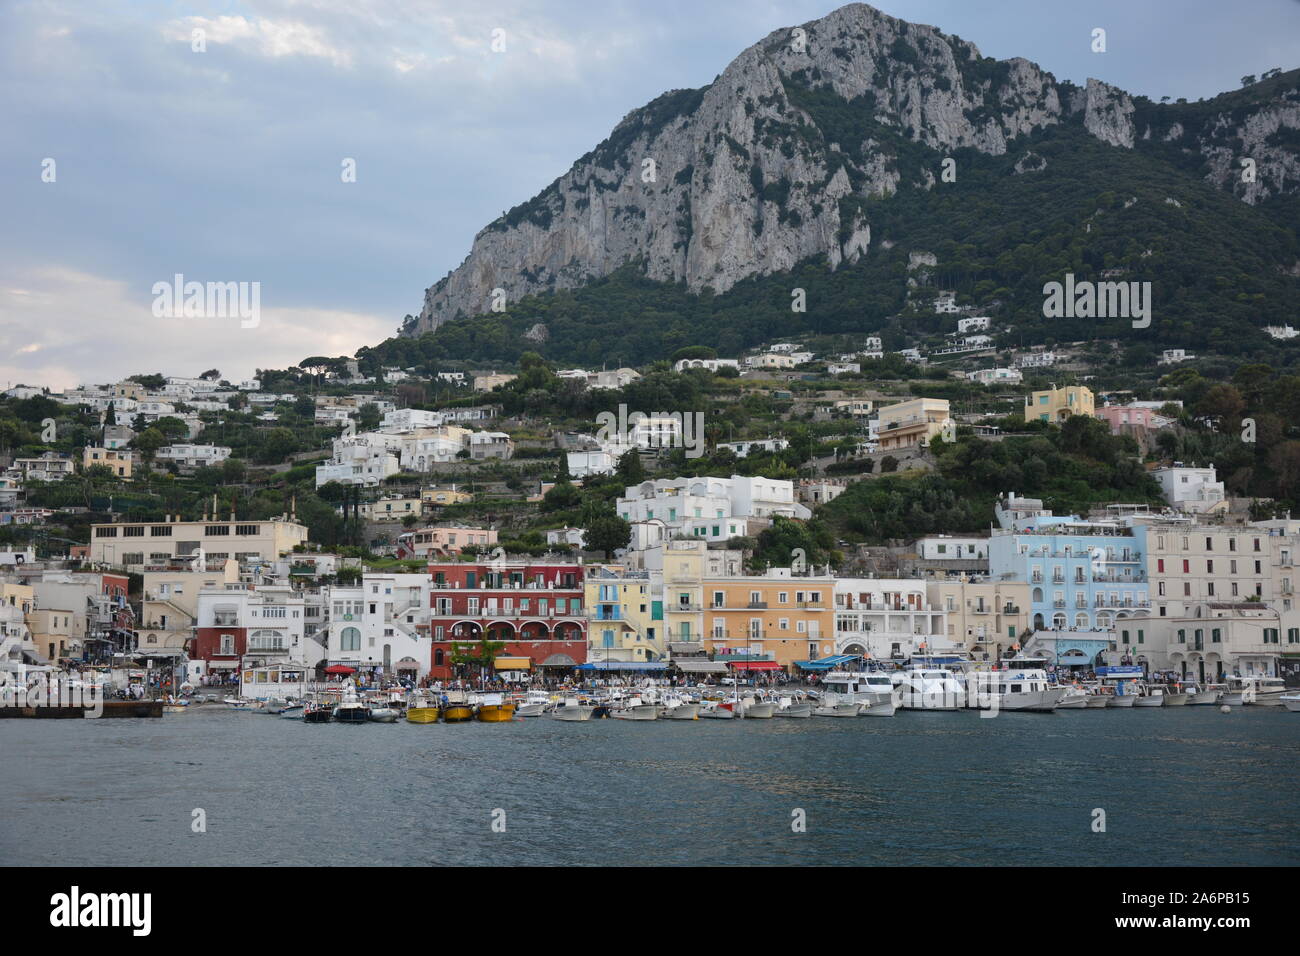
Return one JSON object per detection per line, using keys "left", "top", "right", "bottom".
{"left": 2, "top": 0, "right": 1297, "bottom": 391}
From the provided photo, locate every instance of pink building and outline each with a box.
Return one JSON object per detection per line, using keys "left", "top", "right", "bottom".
{"left": 1096, "top": 405, "right": 1160, "bottom": 435}
{"left": 395, "top": 526, "right": 498, "bottom": 560}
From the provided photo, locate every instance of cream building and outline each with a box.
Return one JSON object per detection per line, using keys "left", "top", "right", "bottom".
{"left": 586, "top": 567, "right": 665, "bottom": 662}
{"left": 89, "top": 512, "right": 308, "bottom": 569}
{"left": 876, "top": 398, "right": 951, "bottom": 452}
{"left": 139, "top": 560, "right": 241, "bottom": 654}
{"left": 926, "top": 578, "right": 1031, "bottom": 658}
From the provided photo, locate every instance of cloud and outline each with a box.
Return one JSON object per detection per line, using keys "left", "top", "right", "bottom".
{"left": 0, "top": 264, "right": 392, "bottom": 392}
{"left": 164, "top": 15, "right": 354, "bottom": 68}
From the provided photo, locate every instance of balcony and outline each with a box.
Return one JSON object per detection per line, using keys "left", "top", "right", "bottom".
{"left": 746, "top": 601, "right": 769, "bottom": 609}
{"left": 672, "top": 603, "right": 703, "bottom": 613}
{"left": 1002, "top": 605, "right": 1020, "bottom": 614}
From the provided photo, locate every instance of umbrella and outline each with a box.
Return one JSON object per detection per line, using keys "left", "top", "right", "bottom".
{"left": 324, "top": 665, "right": 356, "bottom": 675}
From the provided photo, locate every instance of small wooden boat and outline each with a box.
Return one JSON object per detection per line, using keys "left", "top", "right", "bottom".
{"left": 1107, "top": 693, "right": 1137, "bottom": 708}
{"left": 224, "top": 697, "right": 257, "bottom": 711}
{"left": 1133, "top": 688, "right": 1165, "bottom": 707}
{"left": 442, "top": 704, "right": 473, "bottom": 722}
{"left": 736, "top": 700, "right": 775, "bottom": 719}
{"left": 611, "top": 700, "right": 659, "bottom": 720}
{"left": 1056, "top": 695, "right": 1088, "bottom": 709}
{"left": 814, "top": 698, "right": 861, "bottom": 717}
{"left": 303, "top": 703, "right": 333, "bottom": 723}
{"left": 775, "top": 699, "right": 813, "bottom": 718}
{"left": 661, "top": 702, "right": 701, "bottom": 719}
{"left": 1189, "top": 686, "right": 1223, "bottom": 705}
{"left": 698, "top": 700, "right": 735, "bottom": 719}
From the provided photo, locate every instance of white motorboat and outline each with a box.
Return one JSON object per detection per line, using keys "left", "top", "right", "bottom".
{"left": 774, "top": 696, "right": 812, "bottom": 718}
{"left": 1221, "top": 676, "right": 1258, "bottom": 705}
{"left": 611, "top": 699, "right": 659, "bottom": 720}
{"left": 698, "top": 699, "right": 736, "bottom": 719}
{"left": 1107, "top": 693, "right": 1137, "bottom": 708}
{"left": 813, "top": 699, "right": 861, "bottom": 717}
{"left": 367, "top": 706, "right": 399, "bottom": 722}
{"left": 515, "top": 691, "right": 554, "bottom": 717}
{"left": 1248, "top": 676, "right": 1291, "bottom": 706}
{"left": 551, "top": 698, "right": 595, "bottom": 721}
{"left": 1188, "top": 684, "right": 1224, "bottom": 705}
{"left": 735, "top": 698, "right": 775, "bottom": 719}
{"left": 965, "top": 657, "right": 1067, "bottom": 713}
{"left": 1085, "top": 694, "right": 1111, "bottom": 708}
{"left": 224, "top": 697, "right": 258, "bottom": 711}
{"left": 1133, "top": 686, "right": 1165, "bottom": 707}
{"left": 821, "top": 670, "right": 896, "bottom": 708}
{"left": 1280, "top": 694, "right": 1300, "bottom": 712}
{"left": 659, "top": 694, "right": 701, "bottom": 720}
{"left": 891, "top": 666, "right": 966, "bottom": 710}
{"left": 280, "top": 703, "right": 305, "bottom": 719}
{"left": 1057, "top": 692, "right": 1088, "bottom": 709}
{"left": 860, "top": 698, "right": 896, "bottom": 717}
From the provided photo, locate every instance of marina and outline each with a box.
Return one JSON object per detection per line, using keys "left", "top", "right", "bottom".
{"left": 2, "top": 703, "right": 1296, "bottom": 867}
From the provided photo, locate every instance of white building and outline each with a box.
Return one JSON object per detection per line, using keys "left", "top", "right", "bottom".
{"left": 827, "top": 362, "right": 861, "bottom": 375}
{"left": 1265, "top": 325, "right": 1298, "bottom": 340}
{"left": 316, "top": 437, "right": 401, "bottom": 487}
{"left": 1017, "top": 351, "right": 1057, "bottom": 368}
{"left": 956, "top": 316, "right": 991, "bottom": 334}
{"left": 616, "top": 475, "right": 810, "bottom": 544}
{"left": 1153, "top": 464, "right": 1226, "bottom": 515}
{"left": 833, "top": 578, "right": 953, "bottom": 659}
{"left": 717, "top": 438, "right": 790, "bottom": 458}
{"left": 914, "top": 536, "right": 990, "bottom": 563}
{"left": 1158, "top": 349, "right": 1196, "bottom": 365}
{"left": 325, "top": 574, "right": 431, "bottom": 679}
{"left": 673, "top": 358, "right": 740, "bottom": 374}
{"left": 156, "top": 444, "right": 231, "bottom": 469}
{"left": 966, "top": 367, "right": 1023, "bottom": 385}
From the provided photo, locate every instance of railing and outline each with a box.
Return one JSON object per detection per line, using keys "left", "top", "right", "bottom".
{"left": 746, "top": 601, "right": 769, "bottom": 609}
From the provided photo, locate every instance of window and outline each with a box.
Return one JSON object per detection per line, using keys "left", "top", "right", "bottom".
{"left": 340, "top": 627, "right": 361, "bottom": 651}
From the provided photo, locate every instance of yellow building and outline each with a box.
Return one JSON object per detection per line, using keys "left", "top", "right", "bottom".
{"left": 27, "top": 608, "right": 77, "bottom": 662}
{"left": 701, "top": 570, "right": 835, "bottom": 671}
{"left": 83, "top": 446, "right": 134, "bottom": 479}
{"left": 586, "top": 567, "right": 665, "bottom": 662}
{"left": 659, "top": 540, "right": 706, "bottom": 644}
{"left": 1026, "top": 385, "right": 1094, "bottom": 424}
{"left": 925, "top": 578, "right": 1031, "bottom": 658}
{"left": 1, "top": 581, "right": 35, "bottom": 615}
{"left": 422, "top": 487, "right": 473, "bottom": 509}
{"left": 359, "top": 496, "right": 422, "bottom": 522}
{"left": 89, "top": 513, "right": 308, "bottom": 569}
{"left": 877, "top": 398, "right": 950, "bottom": 451}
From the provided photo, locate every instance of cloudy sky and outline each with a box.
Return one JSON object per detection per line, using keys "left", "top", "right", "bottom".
{"left": 2, "top": 0, "right": 1297, "bottom": 391}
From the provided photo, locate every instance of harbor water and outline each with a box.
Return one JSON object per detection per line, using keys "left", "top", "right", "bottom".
{"left": 2, "top": 706, "right": 1297, "bottom": 866}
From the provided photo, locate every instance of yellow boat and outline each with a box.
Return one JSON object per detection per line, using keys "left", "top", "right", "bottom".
{"left": 476, "top": 703, "right": 516, "bottom": 722}
{"left": 442, "top": 704, "right": 474, "bottom": 722}
{"left": 405, "top": 706, "right": 440, "bottom": 724}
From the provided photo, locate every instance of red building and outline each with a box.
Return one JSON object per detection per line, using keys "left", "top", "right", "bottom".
{"left": 426, "top": 561, "right": 587, "bottom": 679}
{"left": 190, "top": 626, "right": 247, "bottom": 672}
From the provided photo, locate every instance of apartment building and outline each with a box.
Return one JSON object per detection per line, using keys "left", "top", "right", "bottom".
{"left": 138, "top": 561, "right": 240, "bottom": 655}
{"left": 1152, "top": 464, "right": 1226, "bottom": 515}
{"left": 926, "top": 579, "right": 1031, "bottom": 658}
{"left": 586, "top": 567, "right": 664, "bottom": 663}
{"left": 325, "top": 574, "right": 431, "bottom": 679}
{"left": 394, "top": 526, "right": 498, "bottom": 560}
{"left": 616, "top": 475, "right": 810, "bottom": 543}
{"left": 82, "top": 446, "right": 135, "bottom": 479}
{"left": 876, "top": 398, "right": 950, "bottom": 452}
{"left": 89, "top": 513, "right": 308, "bottom": 569}
{"left": 1025, "top": 385, "right": 1094, "bottom": 424}
{"left": 702, "top": 568, "right": 836, "bottom": 671}
{"left": 191, "top": 583, "right": 309, "bottom": 675}
{"left": 833, "top": 578, "right": 950, "bottom": 661}
{"left": 425, "top": 560, "right": 587, "bottom": 679}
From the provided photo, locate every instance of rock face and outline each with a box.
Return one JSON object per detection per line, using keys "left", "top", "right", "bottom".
{"left": 408, "top": 2, "right": 1298, "bottom": 335}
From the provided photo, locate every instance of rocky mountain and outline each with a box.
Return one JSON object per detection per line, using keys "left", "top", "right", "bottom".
{"left": 407, "top": 2, "right": 1299, "bottom": 336}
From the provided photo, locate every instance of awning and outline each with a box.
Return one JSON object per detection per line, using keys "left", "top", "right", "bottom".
{"left": 324, "top": 664, "right": 356, "bottom": 675}
{"left": 793, "top": 654, "right": 859, "bottom": 671}
{"left": 575, "top": 661, "right": 668, "bottom": 671}
{"left": 539, "top": 653, "right": 578, "bottom": 667}
{"left": 673, "top": 660, "right": 729, "bottom": 674}
{"left": 394, "top": 658, "right": 421, "bottom": 670}
{"left": 493, "top": 656, "right": 532, "bottom": 671}
{"left": 726, "top": 661, "right": 782, "bottom": 671}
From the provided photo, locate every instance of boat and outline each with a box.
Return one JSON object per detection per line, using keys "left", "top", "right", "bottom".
{"left": 1057, "top": 687, "right": 1089, "bottom": 709}
{"left": 261, "top": 697, "right": 291, "bottom": 714}
{"left": 698, "top": 699, "right": 736, "bottom": 719}
{"left": 475, "top": 693, "right": 515, "bottom": 722}
{"left": 1106, "top": 693, "right": 1137, "bottom": 708}
{"left": 659, "top": 694, "right": 701, "bottom": 719}
{"left": 302, "top": 701, "right": 333, "bottom": 723}
{"left": 891, "top": 666, "right": 966, "bottom": 711}
{"left": 735, "top": 697, "right": 775, "bottom": 719}
{"left": 332, "top": 683, "right": 371, "bottom": 723}
{"left": 1188, "top": 684, "right": 1224, "bottom": 705}
{"left": 162, "top": 700, "right": 189, "bottom": 714}
{"left": 1133, "top": 685, "right": 1165, "bottom": 707}
{"left": 812, "top": 698, "right": 861, "bottom": 717}
{"left": 280, "top": 703, "right": 305, "bottom": 719}
{"left": 1280, "top": 694, "right": 1300, "bottom": 712}
{"left": 860, "top": 698, "right": 896, "bottom": 717}
{"left": 441, "top": 690, "right": 474, "bottom": 722}
{"left": 550, "top": 698, "right": 596, "bottom": 721}
{"left": 405, "top": 694, "right": 441, "bottom": 723}
{"left": 821, "top": 670, "right": 896, "bottom": 708}
{"left": 610, "top": 696, "right": 659, "bottom": 720}
{"left": 514, "top": 691, "right": 553, "bottom": 718}
{"left": 224, "top": 697, "right": 258, "bottom": 711}
{"left": 368, "top": 706, "right": 399, "bottom": 722}
{"left": 774, "top": 696, "right": 812, "bottom": 718}
{"left": 1248, "top": 676, "right": 1291, "bottom": 706}
{"left": 964, "top": 657, "right": 1067, "bottom": 713}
